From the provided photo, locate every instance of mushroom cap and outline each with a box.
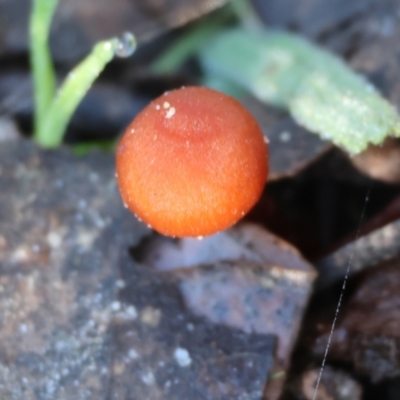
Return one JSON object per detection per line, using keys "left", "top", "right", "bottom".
{"left": 116, "top": 86, "right": 269, "bottom": 237}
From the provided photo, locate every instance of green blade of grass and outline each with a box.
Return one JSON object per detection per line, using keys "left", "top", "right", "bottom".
{"left": 37, "top": 39, "right": 118, "bottom": 148}
{"left": 30, "top": 0, "right": 58, "bottom": 137}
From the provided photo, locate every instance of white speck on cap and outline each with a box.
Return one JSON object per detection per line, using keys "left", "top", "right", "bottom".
{"left": 165, "top": 107, "right": 175, "bottom": 119}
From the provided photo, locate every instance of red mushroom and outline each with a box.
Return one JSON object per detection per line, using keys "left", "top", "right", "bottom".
{"left": 116, "top": 86, "right": 268, "bottom": 237}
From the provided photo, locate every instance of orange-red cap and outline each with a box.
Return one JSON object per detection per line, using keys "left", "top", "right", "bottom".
{"left": 116, "top": 86, "right": 268, "bottom": 237}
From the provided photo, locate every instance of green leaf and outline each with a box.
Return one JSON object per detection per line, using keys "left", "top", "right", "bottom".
{"left": 199, "top": 28, "right": 400, "bottom": 154}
